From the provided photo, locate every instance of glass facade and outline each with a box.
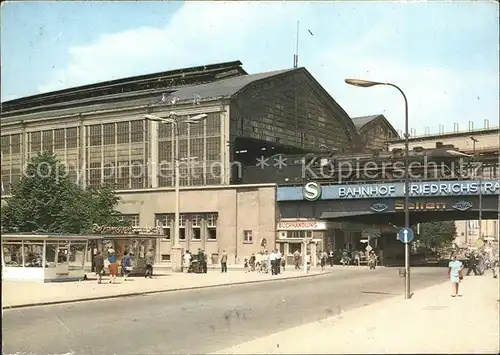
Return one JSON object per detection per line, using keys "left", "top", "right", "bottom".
{"left": 86, "top": 120, "right": 149, "bottom": 190}
{"left": 157, "top": 112, "right": 222, "bottom": 187}
{"left": 1, "top": 134, "right": 22, "bottom": 195}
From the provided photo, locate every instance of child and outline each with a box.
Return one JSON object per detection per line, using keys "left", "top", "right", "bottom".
{"left": 244, "top": 258, "right": 249, "bottom": 273}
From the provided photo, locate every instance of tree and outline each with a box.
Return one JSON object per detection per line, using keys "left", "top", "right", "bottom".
{"left": 417, "top": 221, "right": 457, "bottom": 249}
{"left": 1, "top": 151, "right": 127, "bottom": 234}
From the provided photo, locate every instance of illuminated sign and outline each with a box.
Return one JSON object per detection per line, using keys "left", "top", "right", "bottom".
{"left": 370, "top": 203, "right": 389, "bottom": 213}
{"left": 394, "top": 201, "right": 446, "bottom": 211}
{"left": 277, "top": 180, "right": 499, "bottom": 201}
{"left": 453, "top": 201, "right": 473, "bottom": 212}
{"left": 303, "top": 182, "right": 322, "bottom": 201}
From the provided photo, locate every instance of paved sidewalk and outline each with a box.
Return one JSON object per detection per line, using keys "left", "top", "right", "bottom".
{"left": 214, "top": 275, "right": 500, "bottom": 354}
{"left": 2, "top": 267, "right": 348, "bottom": 309}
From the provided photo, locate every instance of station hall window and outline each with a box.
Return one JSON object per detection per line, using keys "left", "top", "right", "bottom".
{"left": 154, "top": 214, "right": 171, "bottom": 240}
{"left": 207, "top": 213, "right": 217, "bottom": 240}
{"left": 243, "top": 230, "right": 253, "bottom": 243}
{"left": 191, "top": 214, "right": 201, "bottom": 240}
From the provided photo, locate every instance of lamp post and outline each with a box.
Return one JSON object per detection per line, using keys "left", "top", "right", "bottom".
{"left": 469, "top": 136, "right": 482, "bottom": 243}
{"left": 145, "top": 112, "right": 208, "bottom": 272}
{"left": 345, "top": 78, "right": 411, "bottom": 299}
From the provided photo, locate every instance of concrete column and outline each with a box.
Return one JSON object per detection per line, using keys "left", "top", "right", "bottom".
{"left": 21, "top": 123, "right": 28, "bottom": 172}
{"left": 150, "top": 120, "right": 159, "bottom": 188}
{"left": 169, "top": 219, "right": 175, "bottom": 248}
{"left": 220, "top": 107, "right": 231, "bottom": 185}
{"left": 79, "top": 117, "right": 87, "bottom": 189}
{"left": 185, "top": 219, "right": 192, "bottom": 252}
{"left": 201, "top": 218, "right": 207, "bottom": 251}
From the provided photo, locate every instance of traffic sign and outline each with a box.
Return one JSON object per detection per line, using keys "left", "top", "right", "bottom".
{"left": 398, "top": 228, "right": 414, "bottom": 244}
{"left": 365, "top": 245, "right": 373, "bottom": 252}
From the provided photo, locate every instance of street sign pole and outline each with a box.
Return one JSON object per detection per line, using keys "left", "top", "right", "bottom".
{"left": 403, "top": 90, "right": 411, "bottom": 300}
{"left": 398, "top": 227, "right": 413, "bottom": 298}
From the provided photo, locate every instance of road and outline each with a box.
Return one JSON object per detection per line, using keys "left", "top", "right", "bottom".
{"left": 3, "top": 267, "right": 446, "bottom": 355}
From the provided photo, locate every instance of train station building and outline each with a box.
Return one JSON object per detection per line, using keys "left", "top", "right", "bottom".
{"left": 2, "top": 60, "right": 496, "bottom": 268}
{"left": 1, "top": 60, "right": 398, "bottom": 266}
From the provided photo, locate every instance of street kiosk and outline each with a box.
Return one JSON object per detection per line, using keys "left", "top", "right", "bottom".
{"left": 1, "top": 234, "right": 101, "bottom": 282}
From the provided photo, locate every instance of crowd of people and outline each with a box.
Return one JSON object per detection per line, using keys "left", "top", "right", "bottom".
{"left": 312, "top": 248, "right": 383, "bottom": 269}
{"left": 244, "top": 249, "right": 285, "bottom": 275}
{"left": 93, "top": 248, "right": 155, "bottom": 284}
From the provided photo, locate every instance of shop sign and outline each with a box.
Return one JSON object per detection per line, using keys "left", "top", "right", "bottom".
{"left": 394, "top": 200, "right": 446, "bottom": 211}
{"left": 277, "top": 221, "right": 327, "bottom": 230}
{"left": 92, "top": 224, "right": 134, "bottom": 235}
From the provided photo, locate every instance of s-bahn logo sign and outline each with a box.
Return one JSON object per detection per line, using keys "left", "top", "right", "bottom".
{"left": 453, "top": 201, "right": 473, "bottom": 211}
{"left": 303, "top": 182, "right": 322, "bottom": 201}
{"left": 370, "top": 203, "right": 389, "bottom": 213}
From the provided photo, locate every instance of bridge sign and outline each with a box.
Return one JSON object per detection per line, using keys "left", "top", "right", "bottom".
{"left": 398, "top": 228, "right": 414, "bottom": 244}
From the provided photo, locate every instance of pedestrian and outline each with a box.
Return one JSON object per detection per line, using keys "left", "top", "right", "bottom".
{"left": 353, "top": 250, "right": 360, "bottom": 266}
{"left": 121, "top": 251, "right": 133, "bottom": 281}
{"left": 341, "top": 249, "right": 350, "bottom": 266}
{"left": 221, "top": 249, "right": 228, "bottom": 273}
{"left": 93, "top": 250, "right": 104, "bottom": 284}
{"left": 249, "top": 253, "right": 256, "bottom": 272}
{"left": 107, "top": 249, "right": 118, "bottom": 284}
{"left": 269, "top": 250, "right": 277, "bottom": 275}
{"left": 448, "top": 254, "right": 464, "bottom": 297}
{"left": 368, "top": 250, "right": 376, "bottom": 270}
{"left": 244, "top": 257, "right": 249, "bottom": 273}
{"left": 466, "top": 252, "right": 479, "bottom": 276}
{"left": 328, "top": 250, "right": 334, "bottom": 267}
{"left": 144, "top": 249, "right": 154, "bottom": 278}
{"left": 183, "top": 251, "right": 192, "bottom": 273}
{"left": 262, "top": 250, "right": 269, "bottom": 273}
{"left": 293, "top": 250, "right": 301, "bottom": 269}
{"left": 198, "top": 248, "right": 207, "bottom": 273}
{"left": 320, "top": 250, "right": 328, "bottom": 272}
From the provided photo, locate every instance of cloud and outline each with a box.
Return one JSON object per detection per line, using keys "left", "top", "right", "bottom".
{"left": 38, "top": 2, "right": 498, "bottom": 134}
{"left": 38, "top": 2, "right": 310, "bottom": 93}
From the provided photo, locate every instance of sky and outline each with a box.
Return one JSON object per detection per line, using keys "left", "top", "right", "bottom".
{"left": 1, "top": 1, "right": 499, "bottom": 134}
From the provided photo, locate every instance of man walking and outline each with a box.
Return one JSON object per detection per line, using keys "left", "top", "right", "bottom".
{"left": 293, "top": 250, "right": 301, "bottom": 269}
{"left": 183, "top": 251, "right": 192, "bottom": 273}
{"left": 221, "top": 249, "right": 228, "bottom": 273}
{"left": 270, "top": 250, "right": 277, "bottom": 275}
{"left": 276, "top": 249, "right": 282, "bottom": 274}
{"left": 320, "top": 250, "right": 328, "bottom": 272}
{"left": 466, "top": 252, "right": 479, "bottom": 276}
{"left": 328, "top": 250, "right": 334, "bottom": 267}
{"left": 144, "top": 249, "right": 154, "bottom": 278}
{"left": 93, "top": 251, "right": 104, "bottom": 284}
{"left": 198, "top": 248, "right": 207, "bottom": 273}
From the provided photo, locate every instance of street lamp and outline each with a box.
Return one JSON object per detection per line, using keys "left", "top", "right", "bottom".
{"left": 469, "top": 136, "right": 482, "bottom": 243}
{"left": 144, "top": 112, "right": 208, "bottom": 272}
{"left": 345, "top": 78, "right": 411, "bottom": 299}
